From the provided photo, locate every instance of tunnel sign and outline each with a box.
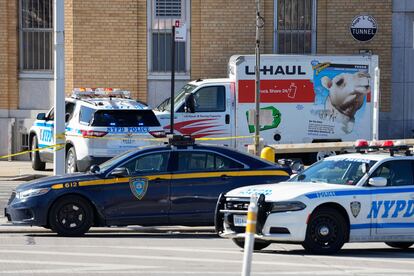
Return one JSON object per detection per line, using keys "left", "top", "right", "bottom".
{"left": 350, "top": 15, "right": 377, "bottom": 42}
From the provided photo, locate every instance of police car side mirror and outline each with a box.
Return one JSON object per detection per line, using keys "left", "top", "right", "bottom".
{"left": 89, "top": 164, "right": 100, "bottom": 174}
{"left": 110, "top": 167, "right": 129, "bottom": 177}
{"left": 36, "top": 113, "right": 46, "bottom": 120}
{"left": 368, "top": 177, "right": 387, "bottom": 187}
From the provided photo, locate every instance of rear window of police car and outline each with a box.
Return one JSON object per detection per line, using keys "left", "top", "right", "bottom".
{"left": 79, "top": 107, "right": 161, "bottom": 127}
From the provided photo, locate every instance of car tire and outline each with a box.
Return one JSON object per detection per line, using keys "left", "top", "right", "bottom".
{"left": 65, "top": 146, "right": 78, "bottom": 173}
{"left": 48, "top": 195, "right": 93, "bottom": 236}
{"left": 302, "top": 208, "right": 347, "bottom": 254}
{"left": 31, "top": 135, "right": 46, "bottom": 171}
{"left": 385, "top": 242, "right": 414, "bottom": 249}
{"left": 232, "top": 238, "right": 271, "bottom": 251}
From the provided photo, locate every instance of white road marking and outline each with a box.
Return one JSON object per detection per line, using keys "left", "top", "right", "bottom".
{"left": 0, "top": 249, "right": 412, "bottom": 273}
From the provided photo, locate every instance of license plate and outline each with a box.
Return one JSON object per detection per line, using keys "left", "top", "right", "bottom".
{"left": 233, "top": 215, "right": 247, "bottom": 227}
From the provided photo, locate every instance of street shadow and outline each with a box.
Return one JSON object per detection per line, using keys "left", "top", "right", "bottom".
{"left": 258, "top": 246, "right": 414, "bottom": 259}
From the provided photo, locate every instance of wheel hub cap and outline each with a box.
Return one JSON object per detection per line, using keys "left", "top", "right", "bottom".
{"left": 319, "top": 226, "right": 330, "bottom": 236}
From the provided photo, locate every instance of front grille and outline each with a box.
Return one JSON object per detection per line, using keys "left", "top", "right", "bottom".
{"left": 225, "top": 201, "right": 249, "bottom": 211}
{"left": 7, "top": 191, "right": 16, "bottom": 205}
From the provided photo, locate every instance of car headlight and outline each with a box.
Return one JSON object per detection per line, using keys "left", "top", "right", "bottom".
{"left": 270, "top": 201, "right": 306, "bottom": 213}
{"left": 16, "top": 188, "right": 50, "bottom": 199}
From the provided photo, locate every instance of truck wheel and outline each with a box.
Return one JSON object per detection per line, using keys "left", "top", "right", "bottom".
{"left": 65, "top": 147, "right": 78, "bottom": 173}
{"left": 31, "top": 135, "right": 46, "bottom": 171}
{"left": 385, "top": 242, "right": 414, "bottom": 249}
{"left": 232, "top": 238, "right": 271, "bottom": 250}
{"left": 302, "top": 208, "right": 347, "bottom": 254}
{"left": 48, "top": 195, "right": 93, "bottom": 236}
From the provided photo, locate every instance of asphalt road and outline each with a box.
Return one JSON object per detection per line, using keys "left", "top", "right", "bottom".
{"left": 2, "top": 181, "right": 414, "bottom": 275}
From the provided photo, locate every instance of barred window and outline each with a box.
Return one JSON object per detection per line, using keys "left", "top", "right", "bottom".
{"left": 275, "top": 0, "right": 316, "bottom": 54}
{"left": 20, "top": 0, "right": 53, "bottom": 71}
{"left": 149, "top": 0, "right": 189, "bottom": 73}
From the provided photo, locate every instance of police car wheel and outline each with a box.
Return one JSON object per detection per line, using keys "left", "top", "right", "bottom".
{"left": 232, "top": 238, "right": 271, "bottom": 250}
{"left": 303, "top": 208, "right": 347, "bottom": 254}
{"left": 31, "top": 135, "right": 46, "bottom": 171}
{"left": 385, "top": 242, "right": 414, "bottom": 249}
{"left": 49, "top": 195, "right": 93, "bottom": 236}
{"left": 65, "top": 147, "right": 78, "bottom": 173}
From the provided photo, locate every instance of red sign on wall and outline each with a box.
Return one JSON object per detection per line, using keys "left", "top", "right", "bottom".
{"left": 238, "top": 80, "right": 315, "bottom": 103}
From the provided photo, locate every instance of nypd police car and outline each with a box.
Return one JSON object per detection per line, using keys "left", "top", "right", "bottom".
{"left": 29, "top": 88, "right": 165, "bottom": 173}
{"left": 216, "top": 140, "right": 414, "bottom": 254}
{"left": 5, "top": 136, "right": 290, "bottom": 236}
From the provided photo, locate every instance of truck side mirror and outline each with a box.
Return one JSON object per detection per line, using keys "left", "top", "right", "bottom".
{"left": 36, "top": 113, "right": 46, "bottom": 120}
{"left": 184, "top": 93, "right": 195, "bottom": 113}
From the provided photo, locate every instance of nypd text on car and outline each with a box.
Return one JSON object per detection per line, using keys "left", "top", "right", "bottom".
{"left": 216, "top": 140, "right": 414, "bottom": 254}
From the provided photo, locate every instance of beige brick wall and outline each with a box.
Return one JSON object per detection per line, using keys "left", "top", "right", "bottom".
{"left": 191, "top": 0, "right": 273, "bottom": 80}
{"left": 317, "top": 0, "right": 392, "bottom": 112}
{"left": 65, "top": 0, "right": 147, "bottom": 102}
{"left": 0, "top": 0, "right": 18, "bottom": 110}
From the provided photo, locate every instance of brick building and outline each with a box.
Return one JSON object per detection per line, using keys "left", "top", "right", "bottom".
{"left": 0, "top": 0, "right": 409, "bottom": 157}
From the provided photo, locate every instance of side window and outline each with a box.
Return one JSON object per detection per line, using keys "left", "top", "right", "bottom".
{"left": 177, "top": 152, "right": 243, "bottom": 171}
{"left": 79, "top": 106, "right": 95, "bottom": 125}
{"left": 65, "top": 102, "right": 76, "bottom": 121}
{"left": 193, "top": 86, "right": 225, "bottom": 112}
{"left": 370, "top": 160, "right": 413, "bottom": 186}
{"left": 122, "top": 152, "right": 170, "bottom": 175}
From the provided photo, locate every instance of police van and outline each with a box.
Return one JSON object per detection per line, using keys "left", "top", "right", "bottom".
{"left": 29, "top": 88, "right": 165, "bottom": 173}
{"left": 216, "top": 140, "right": 414, "bottom": 254}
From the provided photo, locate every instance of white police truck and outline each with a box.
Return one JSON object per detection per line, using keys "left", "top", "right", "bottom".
{"left": 29, "top": 88, "right": 165, "bottom": 173}
{"left": 216, "top": 140, "right": 414, "bottom": 254}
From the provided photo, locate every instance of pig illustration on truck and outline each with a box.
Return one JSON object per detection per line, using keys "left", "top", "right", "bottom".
{"left": 154, "top": 54, "right": 379, "bottom": 163}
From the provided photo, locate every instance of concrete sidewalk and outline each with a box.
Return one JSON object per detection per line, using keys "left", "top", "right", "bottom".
{"left": 0, "top": 160, "right": 53, "bottom": 180}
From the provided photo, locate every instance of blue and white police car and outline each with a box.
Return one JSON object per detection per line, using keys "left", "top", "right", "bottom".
{"left": 216, "top": 140, "right": 414, "bottom": 254}
{"left": 29, "top": 88, "right": 165, "bottom": 173}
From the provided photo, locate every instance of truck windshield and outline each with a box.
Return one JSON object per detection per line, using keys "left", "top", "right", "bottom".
{"left": 156, "top": 84, "right": 197, "bottom": 111}
{"left": 290, "top": 159, "right": 377, "bottom": 185}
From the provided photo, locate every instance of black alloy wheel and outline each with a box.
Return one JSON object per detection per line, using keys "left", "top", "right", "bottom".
{"left": 49, "top": 195, "right": 93, "bottom": 236}
{"left": 31, "top": 135, "right": 46, "bottom": 171}
{"left": 302, "top": 208, "right": 347, "bottom": 254}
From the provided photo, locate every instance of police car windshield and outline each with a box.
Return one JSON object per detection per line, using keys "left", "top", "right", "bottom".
{"left": 290, "top": 159, "right": 377, "bottom": 185}
{"left": 157, "top": 84, "right": 197, "bottom": 111}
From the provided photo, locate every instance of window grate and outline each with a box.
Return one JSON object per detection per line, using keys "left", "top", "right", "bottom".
{"left": 21, "top": 133, "right": 30, "bottom": 152}
{"left": 275, "top": 0, "right": 314, "bottom": 54}
{"left": 156, "top": 0, "right": 181, "bottom": 17}
{"left": 20, "top": 0, "right": 53, "bottom": 71}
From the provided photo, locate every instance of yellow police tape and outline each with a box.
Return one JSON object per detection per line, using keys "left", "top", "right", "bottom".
{"left": 0, "top": 133, "right": 256, "bottom": 160}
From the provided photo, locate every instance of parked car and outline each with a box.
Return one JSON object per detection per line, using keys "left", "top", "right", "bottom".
{"left": 6, "top": 136, "right": 290, "bottom": 236}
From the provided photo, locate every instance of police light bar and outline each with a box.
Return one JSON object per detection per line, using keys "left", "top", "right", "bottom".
{"left": 168, "top": 135, "right": 195, "bottom": 146}
{"left": 72, "top": 88, "right": 131, "bottom": 99}
{"left": 355, "top": 139, "right": 412, "bottom": 156}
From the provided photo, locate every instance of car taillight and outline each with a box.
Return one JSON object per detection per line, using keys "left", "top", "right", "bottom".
{"left": 149, "top": 130, "right": 166, "bottom": 138}
{"left": 81, "top": 130, "right": 108, "bottom": 137}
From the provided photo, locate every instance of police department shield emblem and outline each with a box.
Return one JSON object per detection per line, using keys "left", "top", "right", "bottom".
{"left": 350, "top": 201, "right": 361, "bottom": 218}
{"left": 129, "top": 177, "right": 148, "bottom": 200}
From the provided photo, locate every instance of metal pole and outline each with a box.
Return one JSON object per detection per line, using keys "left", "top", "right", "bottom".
{"left": 53, "top": 0, "right": 65, "bottom": 175}
{"left": 170, "top": 25, "right": 176, "bottom": 134}
{"left": 372, "top": 67, "right": 380, "bottom": 141}
{"left": 241, "top": 194, "right": 258, "bottom": 276}
{"left": 254, "top": 0, "right": 261, "bottom": 156}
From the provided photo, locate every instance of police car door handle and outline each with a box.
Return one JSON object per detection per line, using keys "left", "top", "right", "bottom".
{"left": 221, "top": 174, "right": 231, "bottom": 180}
{"left": 153, "top": 177, "right": 165, "bottom": 182}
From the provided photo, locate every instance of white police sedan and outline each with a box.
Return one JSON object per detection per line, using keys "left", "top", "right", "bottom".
{"left": 215, "top": 141, "right": 414, "bottom": 254}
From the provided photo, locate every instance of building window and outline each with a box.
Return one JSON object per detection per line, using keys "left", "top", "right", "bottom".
{"left": 20, "top": 0, "right": 53, "bottom": 71}
{"left": 275, "top": 0, "right": 316, "bottom": 54}
{"left": 148, "top": 0, "right": 190, "bottom": 74}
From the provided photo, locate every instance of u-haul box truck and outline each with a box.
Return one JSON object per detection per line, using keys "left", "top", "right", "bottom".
{"left": 154, "top": 54, "right": 379, "bottom": 161}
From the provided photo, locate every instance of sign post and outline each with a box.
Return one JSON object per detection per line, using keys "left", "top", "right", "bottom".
{"left": 254, "top": 0, "right": 264, "bottom": 156}
{"left": 169, "top": 21, "right": 177, "bottom": 134}
{"left": 53, "top": 0, "right": 65, "bottom": 175}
